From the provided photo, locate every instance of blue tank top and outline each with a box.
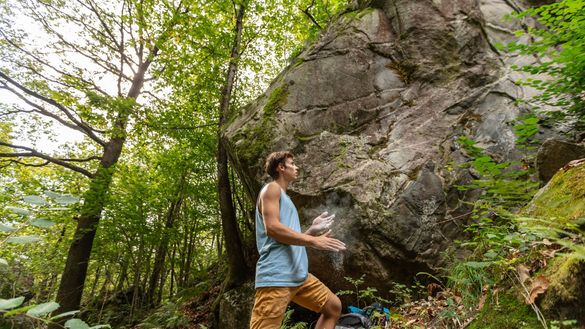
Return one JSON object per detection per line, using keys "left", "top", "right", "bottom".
{"left": 255, "top": 187, "right": 308, "bottom": 288}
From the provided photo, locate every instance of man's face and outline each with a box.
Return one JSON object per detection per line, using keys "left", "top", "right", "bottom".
{"left": 279, "top": 157, "right": 299, "bottom": 181}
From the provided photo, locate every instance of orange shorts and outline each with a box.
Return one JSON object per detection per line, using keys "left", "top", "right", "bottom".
{"left": 249, "top": 273, "right": 332, "bottom": 329}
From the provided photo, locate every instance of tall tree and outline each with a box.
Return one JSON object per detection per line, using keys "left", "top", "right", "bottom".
{"left": 217, "top": 1, "right": 250, "bottom": 289}
{"left": 0, "top": 0, "right": 189, "bottom": 315}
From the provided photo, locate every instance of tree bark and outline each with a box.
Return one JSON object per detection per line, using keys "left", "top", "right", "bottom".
{"left": 145, "top": 171, "right": 186, "bottom": 306}
{"left": 216, "top": 2, "right": 250, "bottom": 290}
{"left": 53, "top": 57, "right": 155, "bottom": 319}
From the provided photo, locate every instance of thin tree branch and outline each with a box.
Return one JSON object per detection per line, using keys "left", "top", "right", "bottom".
{"left": 59, "top": 156, "right": 102, "bottom": 162}
{"left": 300, "top": 0, "right": 322, "bottom": 30}
{"left": 145, "top": 122, "right": 218, "bottom": 130}
{"left": 117, "top": 0, "right": 127, "bottom": 97}
{"left": 0, "top": 72, "right": 107, "bottom": 146}
{"left": 123, "top": 0, "right": 141, "bottom": 61}
{"left": 39, "top": 0, "right": 126, "bottom": 59}
{"left": 0, "top": 159, "right": 51, "bottom": 168}
{"left": 0, "top": 142, "right": 95, "bottom": 178}
{"left": 82, "top": 0, "right": 122, "bottom": 49}
{"left": 29, "top": 5, "right": 133, "bottom": 82}
{"left": 0, "top": 30, "right": 111, "bottom": 97}
{"left": 81, "top": 0, "right": 138, "bottom": 85}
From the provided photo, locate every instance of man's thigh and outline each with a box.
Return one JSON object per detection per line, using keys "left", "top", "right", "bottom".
{"left": 250, "top": 287, "right": 292, "bottom": 329}
{"left": 291, "top": 274, "right": 332, "bottom": 313}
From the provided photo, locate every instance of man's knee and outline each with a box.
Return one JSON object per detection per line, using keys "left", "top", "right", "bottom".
{"left": 322, "top": 293, "right": 342, "bottom": 318}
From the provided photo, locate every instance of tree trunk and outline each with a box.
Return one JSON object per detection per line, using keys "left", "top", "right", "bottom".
{"left": 145, "top": 171, "right": 186, "bottom": 306}
{"left": 54, "top": 163, "right": 118, "bottom": 313}
{"left": 216, "top": 2, "right": 249, "bottom": 290}
{"left": 53, "top": 57, "right": 154, "bottom": 321}
{"left": 169, "top": 242, "right": 177, "bottom": 299}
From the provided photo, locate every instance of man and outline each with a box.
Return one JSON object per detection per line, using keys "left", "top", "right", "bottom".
{"left": 250, "top": 151, "right": 346, "bottom": 329}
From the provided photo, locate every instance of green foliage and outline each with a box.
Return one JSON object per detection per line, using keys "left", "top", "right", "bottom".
{"left": 549, "top": 319, "right": 579, "bottom": 329}
{"left": 505, "top": 0, "right": 585, "bottom": 129}
{"left": 280, "top": 308, "right": 308, "bottom": 329}
{"left": 0, "top": 191, "right": 104, "bottom": 328}
{"left": 456, "top": 136, "right": 539, "bottom": 209}
{"left": 467, "top": 292, "right": 540, "bottom": 329}
{"left": 447, "top": 134, "right": 542, "bottom": 306}
{"left": 135, "top": 301, "right": 188, "bottom": 329}
{"left": 387, "top": 282, "right": 413, "bottom": 306}
{"left": 337, "top": 275, "right": 390, "bottom": 308}
{"left": 0, "top": 297, "right": 107, "bottom": 329}
{"left": 513, "top": 114, "right": 540, "bottom": 149}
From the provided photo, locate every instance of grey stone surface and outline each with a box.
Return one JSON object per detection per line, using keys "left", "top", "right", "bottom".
{"left": 536, "top": 139, "right": 585, "bottom": 183}
{"left": 218, "top": 282, "right": 255, "bottom": 329}
{"left": 223, "top": 0, "right": 568, "bottom": 294}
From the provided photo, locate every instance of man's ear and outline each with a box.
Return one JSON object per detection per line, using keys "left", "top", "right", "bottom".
{"left": 277, "top": 162, "right": 286, "bottom": 174}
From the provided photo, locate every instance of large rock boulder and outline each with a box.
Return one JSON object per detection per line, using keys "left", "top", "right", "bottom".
{"left": 224, "top": 0, "right": 564, "bottom": 294}
{"left": 523, "top": 161, "right": 585, "bottom": 325}
{"left": 218, "top": 282, "right": 255, "bottom": 329}
{"left": 535, "top": 139, "right": 585, "bottom": 184}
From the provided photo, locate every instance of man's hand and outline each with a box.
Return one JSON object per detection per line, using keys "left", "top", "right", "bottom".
{"left": 309, "top": 231, "right": 346, "bottom": 252}
{"left": 306, "top": 212, "right": 335, "bottom": 236}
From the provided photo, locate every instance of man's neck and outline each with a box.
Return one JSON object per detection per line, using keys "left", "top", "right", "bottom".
{"left": 274, "top": 177, "right": 290, "bottom": 191}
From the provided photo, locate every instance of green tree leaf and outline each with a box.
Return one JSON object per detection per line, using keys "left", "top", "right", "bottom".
{"left": 0, "top": 223, "right": 16, "bottom": 232}
{"left": 26, "top": 302, "right": 60, "bottom": 317}
{"left": 3, "top": 304, "right": 34, "bottom": 316}
{"left": 6, "top": 236, "right": 42, "bottom": 244}
{"left": 0, "top": 258, "right": 8, "bottom": 267}
{"left": 44, "top": 190, "right": 63, "bottom": 199}
{"left": 55, "top": 195, "right": 80, "bottom": 205}
{"left": 0, "top": 296, "right": 25, "bottom": 310}
{"left": 65, "top": 318, "right": 91, "bottom": 329}
{"left": 50, "top": 310, "right": 81, "bottom": 321}
{"left": 464, "top": 261, "right": 492, "bottom": 269}
{"left": 23, "top": 195, "right": 47, "bottom": 206}
{"left": 30, "top": 218, "right": 56, "bottom": 229}
{"left": 5, "top": 207, "right": 30, "bottom": 216}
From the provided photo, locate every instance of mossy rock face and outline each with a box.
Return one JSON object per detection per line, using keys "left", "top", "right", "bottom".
{"left": 218, "top": 282, "right": 255, "bottom": 329}
{"left": 525, "top": 162, "right": 585, "bottom": 223}
{"left": 468, "top": 292, "right": 540, "bottom": 329}
{"left": 522, "top": 162, "right": 585, "bottom": 326}
{"left": 540, "top": 257, "right": 585, "bottom": 325}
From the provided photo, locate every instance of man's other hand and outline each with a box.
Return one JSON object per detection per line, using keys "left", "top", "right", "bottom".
{"left": 309, "top": 231, "right": 346, "bottom": 252}
{"left": 306, "top": 212, "right": 335, "bottom": 236}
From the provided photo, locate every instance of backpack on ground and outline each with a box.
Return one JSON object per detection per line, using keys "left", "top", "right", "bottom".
{"left": 334, "top": 312, "right": 372, "bottom": 329}
{"left": 333, "top": 303, "right": 391, "bottom": 329}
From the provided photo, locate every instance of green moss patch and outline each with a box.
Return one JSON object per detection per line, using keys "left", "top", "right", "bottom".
{"left": 468, "top": 292, "right": 540, "bottom": 329}
{"left": 232, "top": 84, "right": 289, "bottom": 165}
{"left": 525, "top": 164, "right": 585, "bottom": 223}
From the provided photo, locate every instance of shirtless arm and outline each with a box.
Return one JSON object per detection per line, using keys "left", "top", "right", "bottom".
{"left": 260, "top": 183, "right": 345, "bottom": 252}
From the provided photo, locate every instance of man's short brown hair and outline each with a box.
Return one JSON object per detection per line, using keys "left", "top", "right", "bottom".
{"left": 265, "top": 151, "right": 293, "bottom": 179}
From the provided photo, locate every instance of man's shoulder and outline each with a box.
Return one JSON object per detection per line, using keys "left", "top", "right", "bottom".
{"left": 261, "top": 182, "right": 281, "bottom": 198}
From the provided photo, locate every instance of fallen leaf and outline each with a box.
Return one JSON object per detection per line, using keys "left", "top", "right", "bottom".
{"left": 517, "top": 264, "right": 531, "bottom": 285}
{"left": 541, "top": 249, "right": 557, "bottom": 258}
{"left": 427, "top": 283, "right": 442, "bottom": 296}
{"left": 478, "top": 285, "right": 490, "bottom": 311}
{"left": 527, "top": 276, "right": 550, "bottom": 304}
{"left": 542, "top": 239, "right": 552, "bottom": 246}
{"left": 492, "top": 288, "right": 499, "bottom": 305}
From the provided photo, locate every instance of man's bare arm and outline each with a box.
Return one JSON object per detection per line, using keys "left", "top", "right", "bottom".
{"left": 261, "top": 183, "right": 345, "bottom": 252}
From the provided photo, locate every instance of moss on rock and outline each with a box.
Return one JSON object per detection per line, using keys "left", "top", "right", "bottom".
{"left": 539, "top": 253, "right": 585, "bottom": 324}
{"left": 521, "top": 163, "right": 585, "bottom": 325}
{"left": 467, "top": 291, "right": 540, "bottom": 329}
{"left": 525, "top": 164, "right": 585, "bottom": 223}
{"left": 231, "top": 84, "right": 289, "bottom": 166}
